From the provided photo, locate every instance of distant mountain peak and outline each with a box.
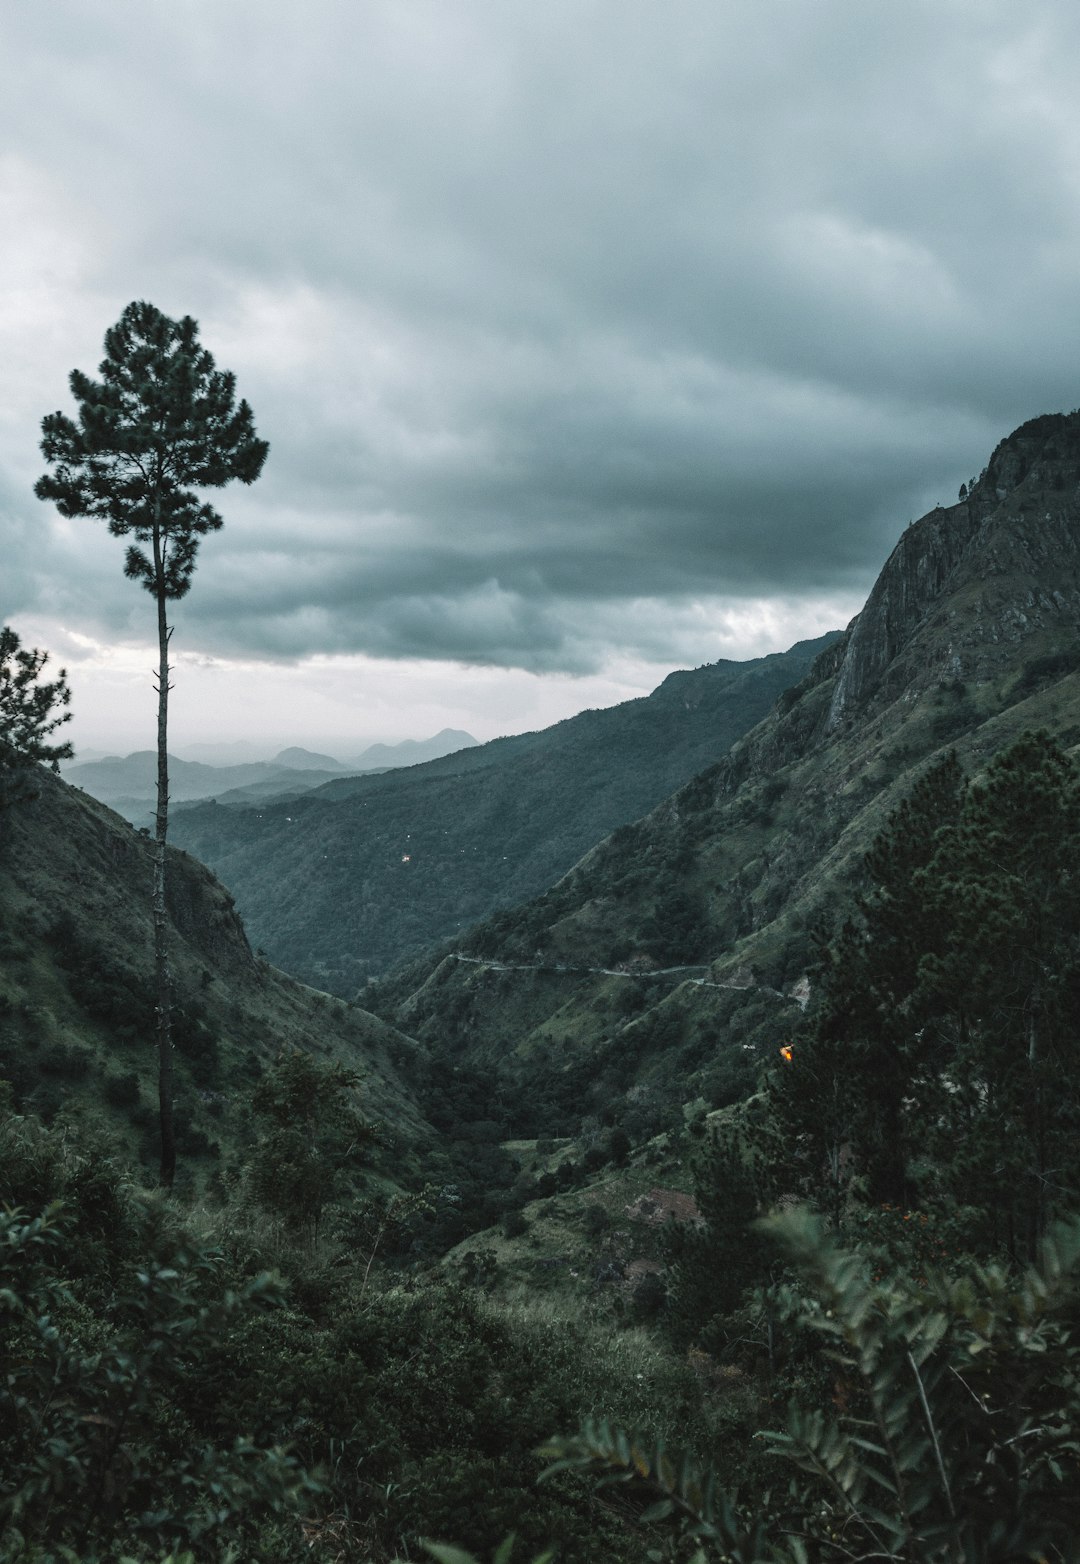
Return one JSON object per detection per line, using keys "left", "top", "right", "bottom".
{"left": 272, "top": 747, "right": 344, "bottom": 771}
{"left": 349, "top": 730, "right": 478, "bottom": 769}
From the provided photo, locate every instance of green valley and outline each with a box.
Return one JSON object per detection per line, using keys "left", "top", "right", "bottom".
{"left": 6, "top": 410, "right": 1080, "bottom": 1562}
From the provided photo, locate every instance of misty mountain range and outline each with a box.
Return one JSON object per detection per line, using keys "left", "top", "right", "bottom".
{"left": 61, "top": 728, "right": 478, "bottom": 823}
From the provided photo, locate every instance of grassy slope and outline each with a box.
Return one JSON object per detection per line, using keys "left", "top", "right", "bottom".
{"left": 0, "top": 769, "right": 431, "bottom": 1188}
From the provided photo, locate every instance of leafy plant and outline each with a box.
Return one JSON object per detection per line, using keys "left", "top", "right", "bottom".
{"left": 545, "top": 1206, "right": 1080, "bottom": 1561}
{"left": 0, "top": 1204, "right": 314, "bottom": 1560}
{"left": 540, "top": 1419, "right": 774, "bottom": 1561}
{"left": 245, "top": 1048, "right": 375, "bottom": 1242}
{"left": 415, "top": 1535, "right": 555, "bottom": 1564}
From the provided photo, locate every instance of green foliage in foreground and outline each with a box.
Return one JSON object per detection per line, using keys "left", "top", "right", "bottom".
{"left": 0, "top": 1204, "right": 312, "bottom": 1562}
{"left": 0, "top": 1096, "right": 711, "bottom": 1562}
{"left": 546, "top": 1208, "right": 1080, "bottom": 1562}
{"left": 418, "top": 1541, "right": 554, "bottom": 1564}
{"left": 7, "top": 1066, "right": 1080, "bottom": 1561}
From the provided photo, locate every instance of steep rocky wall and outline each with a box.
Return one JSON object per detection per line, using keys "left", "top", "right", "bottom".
{"left": 826, "top": 502, "right": 983, "bottom": 729}
{"left": 827, "top": 411, "right": 1080, "bottom": 729}
{"left": 1, "top": 770, "right": 261, "bottom": 997}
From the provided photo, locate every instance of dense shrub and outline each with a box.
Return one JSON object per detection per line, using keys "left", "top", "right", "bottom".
{"left": 548, "top": 1210, "right": 1080, "bottom": 1561}
{"left": 0, "top": 1205, "right": 312, "bottom": 1562}
{"left": 103, "top": 1069, "right": 142, "bottom": 1109}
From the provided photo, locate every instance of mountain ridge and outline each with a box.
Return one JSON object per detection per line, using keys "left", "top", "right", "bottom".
{"left": 368, "top": 410, "right": 1080, "bottom": 1136}
{"left": 63, "top": 729, "right": 484, "bottom": 824}
{"left": 346, "top": 728, "right": 478, "bottom": 769}
{"left": 169, "top": 634, "right": 839, "bottom": 989}
{"left": 271, "top": 746, "right": 346, "bottom": 771}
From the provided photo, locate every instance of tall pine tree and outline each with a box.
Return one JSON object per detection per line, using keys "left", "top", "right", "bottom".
{"left": 36, "top": 303, "right": 268, "bottom": 1187}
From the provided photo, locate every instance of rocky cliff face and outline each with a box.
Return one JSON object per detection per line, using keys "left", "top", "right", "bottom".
{"left": 827, "top": 411, "right": 1080, "bottom": 730}
{"left": 6, "top": 768, "right": 258, "bottom": 985}
{"left": 826, "top": 504, "right": 982, "bottom": 728}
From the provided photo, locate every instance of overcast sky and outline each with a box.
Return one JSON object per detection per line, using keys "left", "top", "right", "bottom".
{"left": 3, "top": 1, "right": 1080, "bottom": 757}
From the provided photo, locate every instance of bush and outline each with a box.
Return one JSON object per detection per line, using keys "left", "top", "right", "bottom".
{"left": 103, "top": 1069, "right": 142, "bottom": 1109}
{"left": 629, "top": 1270, "right": 666, "bottom": 1323}
{"left": 548, "top": 1209, "right": 1080, "bottom": 1561}
{"left": 0, "top": 1205, "right": 313, "bottom": 1560}
{"left": 1012, "top": 647, "right": 1080, "bottom": 698}
{"left": 608, "top": 1126, "right": 631, "bottom": 1166}
{"left": 38, "top": 1038, "right": 91, "bottom": 1080}
{"left": 581, "top": 1204, "right": 610, "bottom": 1240}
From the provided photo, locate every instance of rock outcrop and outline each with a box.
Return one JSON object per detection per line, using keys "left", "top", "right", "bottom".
{"left": 828, "top": 411, "right": 1080, "bottom": 730}
{"left": 826, "top": 502, "right": 982, "bottom": 729}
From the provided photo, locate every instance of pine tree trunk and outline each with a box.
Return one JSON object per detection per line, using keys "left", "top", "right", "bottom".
{"left": 152, "top": 521, "right": 176, "bottom": 1190}
{"left": 1026, "top": 993, "right": 1043, "bottom": 1261}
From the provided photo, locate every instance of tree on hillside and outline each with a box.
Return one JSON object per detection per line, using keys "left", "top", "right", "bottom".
{"left": 0, "top": 625, "right": 73, "bottom": 824}
{"left": 767, "top": 753, "right": 969, "bottom": 1216}
{"left": 36, "top": 303, "right": 268, "bottom": 1187}
{"left": 920, "top": 732, "right": 1080, "bottom": 1258}
{"left": 666, "top": 1108, "right": 783, "bottom": 1355}
{"left": 246, "top": 1049, "right": 374, "bottom": 1244}
{"left": 768, "top": 735, "right": 1080, "bottom": 1259}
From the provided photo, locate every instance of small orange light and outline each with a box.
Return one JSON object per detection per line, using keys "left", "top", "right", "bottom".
{"left": 779, "top": 1045, "right": 793, "bottom": 1063}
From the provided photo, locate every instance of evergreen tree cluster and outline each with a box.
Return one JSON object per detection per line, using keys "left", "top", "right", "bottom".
{"left": 0, "top": 626, "right": 72, "bottom": 819}
{"left": 768, "top": 732, "right": 1080, "bottom": 1259}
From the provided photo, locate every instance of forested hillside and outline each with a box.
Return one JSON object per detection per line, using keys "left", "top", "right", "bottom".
{"left": 170, "top": 634, "right": 836, "bottom": 989}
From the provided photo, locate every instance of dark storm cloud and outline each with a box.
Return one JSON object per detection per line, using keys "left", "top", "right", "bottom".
{"left": 3, "top": 0, "right": 1080, "bottom": 673}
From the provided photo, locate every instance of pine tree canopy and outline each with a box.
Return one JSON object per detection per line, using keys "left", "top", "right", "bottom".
{"left": 35, "top": 300, "right": 268, "bottom": 600}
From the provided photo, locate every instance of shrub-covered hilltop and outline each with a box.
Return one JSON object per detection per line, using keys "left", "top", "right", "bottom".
{"left": 6, "top": 412, "right": 1080, "bottom": 1561}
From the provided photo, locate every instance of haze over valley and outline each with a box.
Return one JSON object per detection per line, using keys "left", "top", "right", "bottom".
{"left": 61, "top": 727, "right": 479, "bottom": 823}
